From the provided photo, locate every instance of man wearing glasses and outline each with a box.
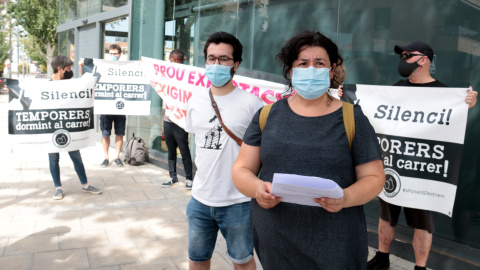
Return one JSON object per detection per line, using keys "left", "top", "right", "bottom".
{"left": 78, "top": 44, "right": 126, "bottom": 168}
{"left": 99, "top": 44, "right": 126, "bottom": 168}
{"left": 368, "top": 41, "right": 478, "bottom": 270}
{"left": 184, "top": 31, "right": 263, "bottom": 270}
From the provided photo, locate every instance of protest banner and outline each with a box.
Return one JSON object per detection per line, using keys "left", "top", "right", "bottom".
{"left": 140, "top": 57, "right": 288, "bottom": 129}
{"left": 82, "top": 58, "right": 152, "bottom": 115}
{"left": 339, "top": 84, "right": 469, "bottom": 216}
{"left": 7, "top": 76, "right": 98, "bottom": 153}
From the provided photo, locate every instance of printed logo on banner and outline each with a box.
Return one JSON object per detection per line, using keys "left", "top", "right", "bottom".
{"left": 383, "top": 168, "right": 401, "bottom": 198}
{"left": 116, "top": 100, "right": 125, "bottom": 110}
{"left": 52, "top": 129, "right": 71, "bottom": 148}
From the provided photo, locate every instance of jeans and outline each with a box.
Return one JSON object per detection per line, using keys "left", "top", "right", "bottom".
{"left": 48, "top": 150, "right": 88, "bottom": 187}
{"left": 186, "top": 197, "right": 254, "bottom": 264}
{"left": 164, "top": 121, "right": 193, "bottom": 180}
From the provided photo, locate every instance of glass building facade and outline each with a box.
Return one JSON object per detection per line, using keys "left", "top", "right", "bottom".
{"left": 58, "top": 0, "right": 480, "bottom": 263}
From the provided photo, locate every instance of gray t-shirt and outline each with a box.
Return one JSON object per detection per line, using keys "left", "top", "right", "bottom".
{"left": 243, "top": 98, "right": 382, "bottom": 269}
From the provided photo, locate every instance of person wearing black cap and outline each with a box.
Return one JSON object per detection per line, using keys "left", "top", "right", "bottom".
{"left": 367, "top": 41, "right": 478, "bottom": 270}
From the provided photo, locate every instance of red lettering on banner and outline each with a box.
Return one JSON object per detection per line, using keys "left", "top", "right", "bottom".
{"left": 188, "top": 71, "right": 196, "bottom": 84}
{"left": 232, "top": 80, "right": 238, "bottom": 87}
{"left": 183, "top": 91, "right": 192, "bottom": 103}
{"left": 250, "top": 86, "right": 260, "bottom": 97}
{"left": 160, "top": 65, "right": 166, "bottom": 77}
{"left": 196, "top": 73, "right": 206, "bottom": 87}
{"left": 161, "top": 84, "right": 191, "bottom": 104}
{"left": 171, "top": 106, "right": 186, "bottom": 120}
{"left": 171, "top": 86, "right": 180, "bottom": 100}
{"left": 154, "top": 64, "right": 160, "bottom": 75}
{"left": 206, "top": 80, "right": 211, "bottom": 88}
{"left": 261, "top": 90, "right": 275, "bottom": 104}
{"left": 167, "top": 66, "right": 175, "bottom": 78}
{"left": 176, "top": 68, "right": 185, "bottom": 81}
{"left": 158, "top": 83, "right": 167, "bottom": 94}
{"left": 239, "top": 83, "right": 250, "bottom": 91}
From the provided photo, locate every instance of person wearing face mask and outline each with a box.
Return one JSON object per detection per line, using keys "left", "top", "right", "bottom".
{"left": 161, "top": 49, "right": 194, "bottom": 189}
{"left": 365, "top": 42, "right": 478, "bottom": 270}
{"left": 49, "top": 55, "right": 102, "bottom": 200}
{"left": 184, "top": 32, "right": 263, "bottom": 270}
{"left": 79, "top": 44, "right": 128, "bottom": 168}
{"left": 231, "top": 31, "right": 385, "bottom": 269}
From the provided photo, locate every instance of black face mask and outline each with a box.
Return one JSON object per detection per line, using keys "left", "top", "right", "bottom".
{"left": 397, "top": 59, "right": 419, "bottom": 78}
{"left": 63, "top": 70, "right": 74, "bottom": 79}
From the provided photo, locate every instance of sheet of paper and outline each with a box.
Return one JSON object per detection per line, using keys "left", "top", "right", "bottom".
{"left": 271, "top": 173, "right": 344, "bottom": 207}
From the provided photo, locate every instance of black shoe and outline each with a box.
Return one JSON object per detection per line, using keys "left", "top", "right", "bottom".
{"left": 161, "top": 178, "right": 179, "bottom": 188}
{"left": 114, "top": 158, "right": 124, "bottom": 167}
{"left": 367, "top": 251, "right": 390, "bottom": 270}
{"left": 414, "top": 266, "right": 426, "bottom": 270}
{"left": 101, "top": 159, "right": 109, "bottom": 167}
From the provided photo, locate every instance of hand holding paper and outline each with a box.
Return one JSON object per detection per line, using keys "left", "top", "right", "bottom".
{"left": 255, "top": 181, "right": 282, "bottom": 209}
{"left": 271, "top": 173, "right": 344, "bottom": 207}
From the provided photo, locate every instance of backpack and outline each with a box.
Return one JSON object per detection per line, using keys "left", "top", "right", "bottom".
{"left": 123, "top": 133, "right": 149, "bottom": 165}
{"left": 259, "top": 101, "right": 355, "bottom": 149}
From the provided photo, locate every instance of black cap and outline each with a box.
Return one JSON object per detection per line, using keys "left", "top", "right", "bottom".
{"left": 394, "top": 41, "right": 434, "bottom": 61}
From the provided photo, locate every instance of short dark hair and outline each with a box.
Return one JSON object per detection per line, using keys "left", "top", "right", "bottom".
{"left": 170, "top": 49, "right": 185, "bottom": 62}
{"left": 203, "top": 32, "right": 243, "bottom": 64}
{"left": 108, "top": 44, "right": 122, "bottom": 54}
{"left": 276, "top": 31, "right": 344, "bottom": 89}
{"left": 51, "top": 55, "right": 73, "bottom": 74}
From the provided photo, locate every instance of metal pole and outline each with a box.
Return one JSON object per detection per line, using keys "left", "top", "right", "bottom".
{"left": 16, "top": 26, "right": 19, "bottom": 78}
{"left": 153, "top": 1, "right": 165, "bottom": 60}
{"left": 22, "top": 38, "right": 25, "bottom": 78}
{"left": 8, "top": 0, "right": 12, "bottom": 78}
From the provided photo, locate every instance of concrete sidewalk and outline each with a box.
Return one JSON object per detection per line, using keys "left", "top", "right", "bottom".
{"left": 0, "top": 92, "right": 420, "bottom": 270}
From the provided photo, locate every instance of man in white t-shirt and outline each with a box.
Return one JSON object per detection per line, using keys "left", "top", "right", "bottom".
{"left": 185, "top": 32, "right": 263, "bottom": 270}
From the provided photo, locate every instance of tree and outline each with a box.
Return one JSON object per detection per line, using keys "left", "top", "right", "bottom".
{"left": 9, "top": 0, "right": 58, "bottom": 77}
{"left": 0, "top": 31, "right": 9, "bottom": 73}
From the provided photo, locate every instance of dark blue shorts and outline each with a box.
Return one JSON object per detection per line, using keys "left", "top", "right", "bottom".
{"left": 100, "top": 115, "right": 126, "bottom": 137}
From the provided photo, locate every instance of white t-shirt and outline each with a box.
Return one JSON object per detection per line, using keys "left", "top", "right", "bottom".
{"left": 185, "top": 87, "right": 264, "bottom": 207}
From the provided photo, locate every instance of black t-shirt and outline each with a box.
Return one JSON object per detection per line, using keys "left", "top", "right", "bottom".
{"left": 394, "top": 79, "right": 448, "bottom": 87}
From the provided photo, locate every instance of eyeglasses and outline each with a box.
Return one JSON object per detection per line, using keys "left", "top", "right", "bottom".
{"left": 109, "top": 53, "right": 120, "bottom": 56}
{"left": 400, "top": 53, "right": 424, "bottom": 60}
{"left": 206, "top": 56, "right": 234, "bottom": 65}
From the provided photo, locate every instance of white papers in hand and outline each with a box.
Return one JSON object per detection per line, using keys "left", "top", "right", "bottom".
{"left": 271, "top": 173, "right": 344, "bottom": 207}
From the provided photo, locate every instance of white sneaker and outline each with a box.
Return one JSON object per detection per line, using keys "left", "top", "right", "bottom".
{"left": 185, "top": 180, "right": 193, "bottom": 190}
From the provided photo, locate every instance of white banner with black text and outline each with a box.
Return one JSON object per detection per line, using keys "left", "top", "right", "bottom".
{"left": 340, "top": 84, "right": 469, "bottom": 216}
{"left": 7, "top": 77, "right": 98, "bottom": 153}
{"left": 82, "top": 58, "right": 152, "bottom": 115}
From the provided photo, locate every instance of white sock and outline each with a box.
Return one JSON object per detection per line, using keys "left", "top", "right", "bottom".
{"left": 83, "top": 184, "right": 89, "bottom": 189}
{"left": 55, "top": 187, "right": 62, "bottom": 190}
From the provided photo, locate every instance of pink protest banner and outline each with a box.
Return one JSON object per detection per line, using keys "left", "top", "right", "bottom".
{"left": 141, "top": 57, "right": 287, "bottom": 129}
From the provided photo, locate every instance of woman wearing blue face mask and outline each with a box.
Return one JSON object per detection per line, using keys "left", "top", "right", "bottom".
{"left": 232, "top": 31, "right": 385, "bottom": 269}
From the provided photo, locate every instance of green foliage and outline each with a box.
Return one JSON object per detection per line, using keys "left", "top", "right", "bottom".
{"left": 9, "top": 0, "right": 58, "bottom": 46}
{"left": 0, "top": 31, "right": 9, "bottom": 67}
{"left": 23, "top": 35, "right": 50, "bottom": 67}
{"left": 18, "top": 62, "right": 30, "bottom": 74}
{"left": 9, "top": 0, "right": 58, "bottom": 75}
{"left": 40, "top": 64, "right": 47, "bottom": 73}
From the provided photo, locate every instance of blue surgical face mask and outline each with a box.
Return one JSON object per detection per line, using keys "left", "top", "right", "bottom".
{"left": 205, "top": 64, "right": 234, "bottom": 87}
{"left": 292, "top": 66, "right": 332, "bottom": 100}
{"left": 112, "top": 56, "right": 119, "bottom": 61}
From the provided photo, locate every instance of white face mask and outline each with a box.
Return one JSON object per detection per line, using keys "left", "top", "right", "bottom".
{"left": 292, "top": 66, "right": 332, "bottom": 100}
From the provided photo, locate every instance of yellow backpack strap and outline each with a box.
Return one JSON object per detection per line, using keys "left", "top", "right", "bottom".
{"left": 259, "top": 103, "right": 274, "bottom": 132}
{"left": 342, "top": 102, "right": 355, "bottom": 150}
